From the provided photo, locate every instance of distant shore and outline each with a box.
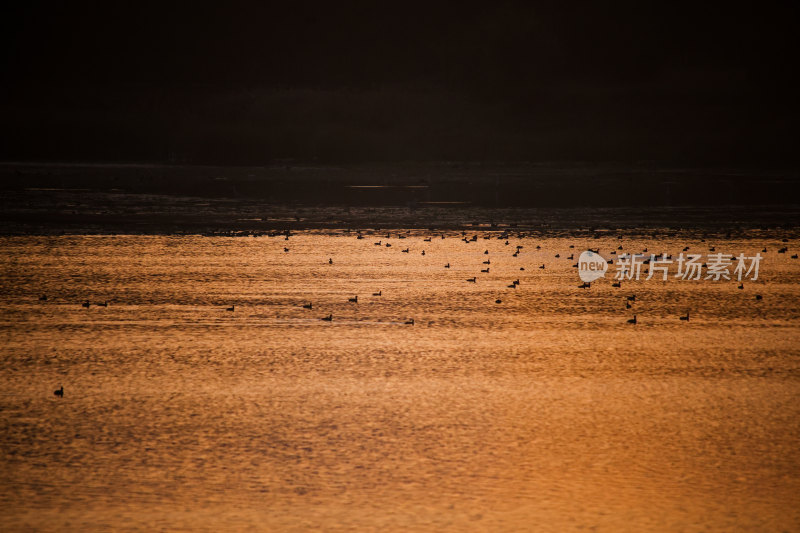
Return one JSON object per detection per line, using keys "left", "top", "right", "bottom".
{"left": 1, "top": 162, "right": 799, "bottom": 235}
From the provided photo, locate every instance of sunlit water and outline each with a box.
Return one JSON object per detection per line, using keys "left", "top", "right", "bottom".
{"left": 1, "top": 233, "right": 799, "bottom": 531}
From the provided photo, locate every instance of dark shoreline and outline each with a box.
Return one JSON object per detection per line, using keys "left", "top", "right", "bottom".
{"left": 2, "top": 162, "right": 799, "bottom": 236}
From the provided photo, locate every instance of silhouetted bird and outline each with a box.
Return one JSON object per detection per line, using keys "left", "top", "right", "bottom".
{"left": 680, "top": 312, "right": 690, "bottom": 321}
{"left": 284, "top": 248, "right": 289, "bottom": 252}
{"left": 402, "top": 248, "right": 410, "bottom": 253}
{"left": 321, "top": 314, "right": 333, "bottom": 321}
{"left": 755, "top": 295, "right": 763, "bottom": 300}
{"left": 373, "top": 290, "right": 382, "bottom": 296}
{"left": 348, "top": 296, "right": 358, "bottom": 303}
{"left": 738, "top": 283, "right": 744, "bottom": 289}
{"left": 539, "top": 264, "right": 545, "bottom": 269}
{"left": 484, "top": 250, "right": 489, "bottom": 254}
{"left": 507, "top": 284, "right": 516, "bottom": 289}
{"left": 466, "top": 277, "right": 476, "bottom": 282}
{"left": 39, "top": 295, "right": 47, "bottom": 301}
{"left": 226, "top": 305, "right": 235, "bottom": 311}
{"left": 405, "top": 318, "right": 415, "bottom": 325}
{"left": 54, "top": 386, "right": 63, "bottom": 397}
{"left": 302, "top": 303, "right": 313, "bottom": 309}
{"left": 81, "top": 301, "right": 90, "bottom": 308}
{"left": 445, "top": 263, "right": 450, "bottom": 268}
{"left": 627, "top": 295, "right": 636, "bottom": 301}
{"left": 421, "top": 250, "right": 425, "bottom": 256}
{"left": 627, "top": 315, "right": 638, "bottom": 325}
{"left": 329, "top": 258, "right": 333, "bottom": 264}
{"left": 483, "top": 259, "right": 490, "bottom": 264}
{"left": 96, "top": 301, "right": 108, "bottom": 307}
{"left": 495, "top": 299, "right": 502, "bottom": 304}
{"left": 481, "top": 268, "right": 489, "bottom": 273}
{"left": 555, "top": 254, "right": 560, "bottom": 258}
{"left": 579, "top": 282, "right": 591, "bottom": 289}
{"left": 612, "top": 281, "right": 621, "bottom": 288}
{"left": 626, "top": 301, "right": 632, "bottom": 309}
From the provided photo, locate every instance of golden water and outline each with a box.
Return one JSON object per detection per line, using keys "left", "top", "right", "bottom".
{"left": 1, "top": 233, "right": 799, "bottom": 531}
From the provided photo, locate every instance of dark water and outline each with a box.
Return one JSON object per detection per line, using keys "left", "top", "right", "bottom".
{"left": 1, "top": 232, "right": 799, "bottom": 531}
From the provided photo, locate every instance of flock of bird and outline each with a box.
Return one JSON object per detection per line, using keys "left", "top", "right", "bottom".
{"left": 44, "top": 231, "right": 791, "bottom": 398}
{"left": 233, "top": 230, "right": 782, "bottom": 327}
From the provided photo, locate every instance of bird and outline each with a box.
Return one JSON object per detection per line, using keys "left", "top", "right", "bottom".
{"left": 627, "top": 295, "right": 636, "bottom": 301}
{"left": 54, "top": 386, "right": 63, "bottom": 398}
{"left": 495, "top": 299, "right": 502, "bottom": 304}
{"left": 226, "top": 305, "right": 235, "bottom": 311}
{"left": 481, "top": 268, "right": 490, "bottom": 273}
{"left": 284, "top": 247, "right": 289, "bottom": 252}
{"left": 579, "top": 282, "right": 591, "bottom": 289}
{"left": 81, "top": 301, "right": 90, "bottom": 308}
{"left": 302, "top": 303, "right": 313, "bottom": 309}
{"left": 96, "top": 301, "right": 108, "bottom": 307}
{"left": 680, "top": 312, "right": 690, "bottom": 321}
{"left": 484, "top": 250, "right": 489, "bottom": 254}
{"left": 348, "top": 296, "right": 358, "bottom": 303}
{"left": 424, "top": 237, "right": 431, "bottom": 242}
{"left": 508, "top": 284, "right": 516, "bottom": 288}
{"left": 612, "top": 281, "right": 621, "bottom": 288}
{"left": 738, "top": 283, "right": 744, "bottom": 289}
{"left": 321, "top": 314, "right": 333, "bottom": 321}
{"left": 762, "top": 247, "right": 767, "bottom": 252}
{"left": 444, "top": 263, "right": 450, "bottom": 268}
{"left": 374, "top": 241, "right": 382, "bottom": 246}
{"left": 513, "top": 279, "right": 519, "bottom": 285}
{"left": 405, "top": 318, "right": 415, "bottom": 325}
{"left": 755, "top": 295, "right": 763, "bottom": 300}
{"left": 385, "top": 243, "right": 391, "bottom": 247}
{"left": 466, "top": 277, "right": 476, "bottom": 282}
{"left": 329, "top": 258, "right": 333, "bottom": 264}
{"left": 39, "top": 294, "right": 48, "bottom": 301}
{"left": 483, "top": 259, "right": 491, "bottom": 264}
{"left": 627, "top": 315, "right": 638, "bottom": 325}
{"left": 402, "top": 248, "right": 410, "bottom": 253}
{"left": 555, "top": 253, "right": 560, "bottom": 258}
{"left": 421, "top": 250, "right": 425, "bottom": 256}
{"left": 520, "top": 267, "right": 525, "bottom": 271}
{"left": 373, "top": 290, "right": 382, "bottom": 296}
{"left": 626, "top": 301, "right": 632, "bottom": 309}
{"left": 539, "top": 264, "right": 545, "bottom": 269}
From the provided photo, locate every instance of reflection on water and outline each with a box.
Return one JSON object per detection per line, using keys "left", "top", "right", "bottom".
{"left": 1, "top": 233, "right": 799, "bottom": 531}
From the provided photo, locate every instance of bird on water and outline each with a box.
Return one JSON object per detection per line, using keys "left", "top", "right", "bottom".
{"left": 54, "top": 386, "right": 63, "bottom": 397}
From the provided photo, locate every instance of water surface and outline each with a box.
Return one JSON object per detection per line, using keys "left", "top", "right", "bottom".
{"left": 1, "top": 233, "right": 799, "bottom": 531}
